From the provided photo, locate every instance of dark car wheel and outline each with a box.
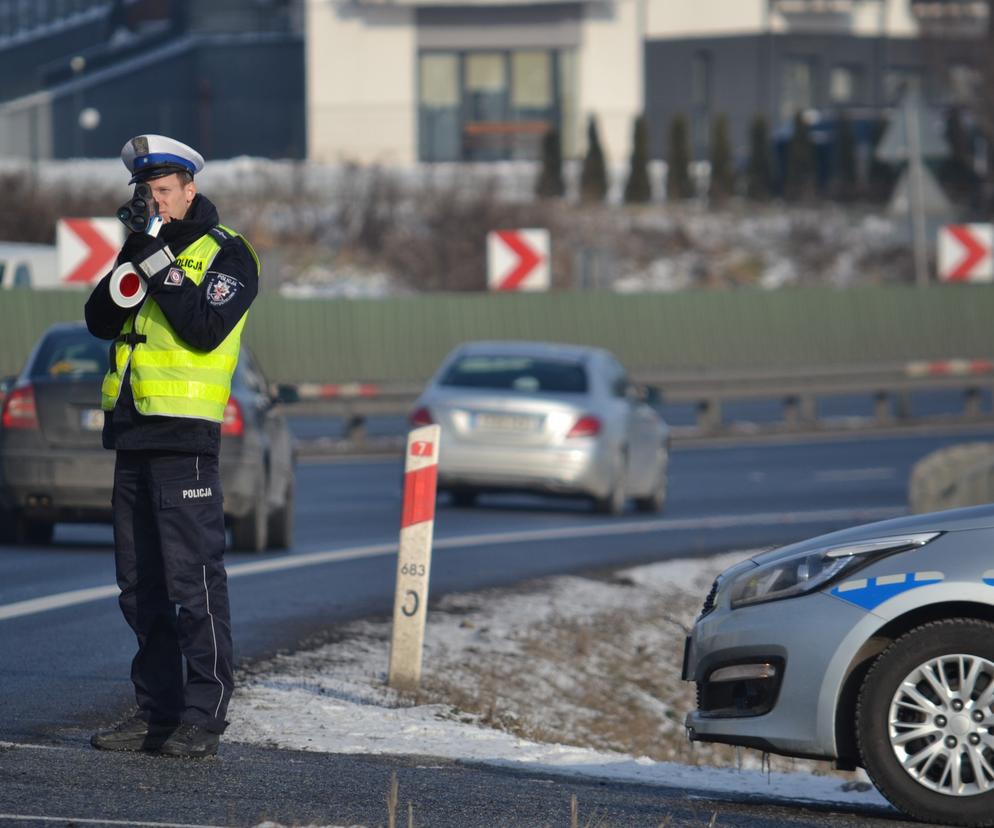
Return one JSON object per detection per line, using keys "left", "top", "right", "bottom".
{"left": 231, "top": 473, "right": 268, "bottom": 553}
{"left": 594, "top": 451, "right": 627, "bottom": 516}
{"left": 450, "top": 489, "right": 477, "bottom": 508}
{"left": 267, "top": 479, "right": 294, "bottom": 550}
{"left": 634, "top": 459, "right": 667, "bottom": 514}
{"left": 0, "top": 509, "right": 15, "bottom": 543}
{"left": 856, "top": 619, "right": 994, "bottom": 827}
{"left": 593, "top": 482, "right": 626, "bottom": 516}
{"left": 14, "top": 514, "right": 54, "bottom": 546}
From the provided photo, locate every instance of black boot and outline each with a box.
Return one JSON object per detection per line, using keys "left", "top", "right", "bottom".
{"left": 157, "top": 722, "right": 220, "bottom": 758}
{"left": 91, "top": 715, "right": 178, "bottom": 752}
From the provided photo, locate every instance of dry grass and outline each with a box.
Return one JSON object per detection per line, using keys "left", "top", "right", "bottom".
{"left": 407, "top": 571, "right": 861, "bottom": 780}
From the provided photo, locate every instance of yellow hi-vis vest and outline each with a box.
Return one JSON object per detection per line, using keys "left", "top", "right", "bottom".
{"left": 100, "top": 224, "right": 259, "bottom": 422}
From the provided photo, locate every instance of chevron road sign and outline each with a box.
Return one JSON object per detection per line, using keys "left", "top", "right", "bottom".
{"left": 57, "top": 218, "right": 124, "bottom": 286}
{"left": 487, "top": 228, "right": 550, "bottom": 291}
{"left": 938, "top": 224, "right": 993, "bottom": 283}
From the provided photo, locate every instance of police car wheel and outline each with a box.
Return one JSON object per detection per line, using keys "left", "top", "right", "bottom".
{"left": 856, "top": 619, "right": 994, "bottom": 827}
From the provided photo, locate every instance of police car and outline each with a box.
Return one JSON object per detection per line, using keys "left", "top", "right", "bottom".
{"left": 683, "top": 505, "right": 994, "bottom": 826}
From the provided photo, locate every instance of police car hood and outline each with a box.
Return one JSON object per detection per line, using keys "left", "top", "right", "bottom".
{"left": 750, "top": 503, "right": 994, "bottom": 567}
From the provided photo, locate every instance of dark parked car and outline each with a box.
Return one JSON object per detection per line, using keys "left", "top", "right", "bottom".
{"left": 0, "top": 322, "right": 295, "bottom": 552}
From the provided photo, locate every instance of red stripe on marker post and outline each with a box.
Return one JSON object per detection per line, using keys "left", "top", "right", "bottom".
{"left": 401, "top": 464, "right": 438, "bottom": 528}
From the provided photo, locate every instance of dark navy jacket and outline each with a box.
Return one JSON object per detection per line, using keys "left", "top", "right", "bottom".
{"left": 84, "top": 194, "right": 259, "bottom": 455}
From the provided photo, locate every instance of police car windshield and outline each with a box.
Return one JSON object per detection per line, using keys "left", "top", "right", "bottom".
{"left": 30, "top": 331, "right": 109, "bottom": 380}
{"left": 440, "top": 355, "right": 589, "bottom": 393}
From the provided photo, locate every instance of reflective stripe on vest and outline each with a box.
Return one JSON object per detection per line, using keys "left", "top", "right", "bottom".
{"left": 100, "top": 224, "right": 258, "bottom": 422}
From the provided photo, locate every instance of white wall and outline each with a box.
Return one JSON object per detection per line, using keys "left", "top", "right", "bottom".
{"left": 579, "top": 0, "right": 643, "bottom": 166}
{"left": 645, "top": 0, "right": 919, "bottom": 40}
{"left": 306, "top": 0, "right": 418, "bottom": 164}
{"left": 645, "top": 0, "right": 766, "bottom": 38}
{"left": 851, "top": 0, "right": 918, "bottom": 37}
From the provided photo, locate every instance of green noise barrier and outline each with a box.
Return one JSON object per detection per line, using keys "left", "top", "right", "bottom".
{"left": 2, "top": 285, "right": 993, "bottom": 384}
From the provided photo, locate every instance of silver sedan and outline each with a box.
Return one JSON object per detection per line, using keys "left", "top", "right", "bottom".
{"left": 409, "top": 341, "right": 669, "bottom": 514}
{"left": 683, "top": 505, "right": 994, "bottom": 826}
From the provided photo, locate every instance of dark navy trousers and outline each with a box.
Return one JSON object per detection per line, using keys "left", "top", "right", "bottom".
{"left": 112, "top": 450, "right": 232, "bottom": 734}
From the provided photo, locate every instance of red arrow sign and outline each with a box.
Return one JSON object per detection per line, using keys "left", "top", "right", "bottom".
{"left": 947, "top": 226, "right": 988, "bottom": 281}
{"left": 487, "top": 229, "right": 550, "bottom": 291}
{"left": 494, "top": 230, "right": 542, "bottom": 291}
{"left": 61, "top": 219, "right": 120, "bottom": 284}
{"left": 939, "top": 224, "right": 993, "bottom": 283}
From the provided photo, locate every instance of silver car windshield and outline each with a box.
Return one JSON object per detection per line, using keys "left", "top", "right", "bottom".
{"left": 440, "top": 356, "right": 589, "bottom": 394}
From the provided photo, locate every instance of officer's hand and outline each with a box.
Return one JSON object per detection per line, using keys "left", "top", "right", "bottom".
{"left": 131, "top": 237, "right": 178, "bottom": 293}
{"left": 119, "top": 231, "right": 151, "bottom": 261}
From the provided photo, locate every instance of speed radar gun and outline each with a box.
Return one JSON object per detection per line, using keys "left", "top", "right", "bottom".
{"left": 109, "top": 182, "right": 166, "bottom": 308}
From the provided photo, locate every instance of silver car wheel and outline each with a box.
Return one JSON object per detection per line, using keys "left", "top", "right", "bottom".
{"left": 888, "top": 653, "right": 994, "bottom": 797}
{"left": 858, "top": 620, "right": 994, "bottom": 826}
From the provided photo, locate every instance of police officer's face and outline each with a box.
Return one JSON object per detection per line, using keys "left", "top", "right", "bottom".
{"left": 149, "top": 174, "right": 197, "bottom": 222}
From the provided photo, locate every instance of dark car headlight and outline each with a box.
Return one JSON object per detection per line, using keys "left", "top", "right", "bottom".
{"left": 728, "top": 532, "right": 941, "bottom": 609}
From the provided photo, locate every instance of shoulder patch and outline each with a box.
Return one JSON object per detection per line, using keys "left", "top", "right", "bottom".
{"left": 163, "top": 266, "right": 184, "bottom": 287}
{"left": 205, "top": 271, "right": 243, "bottom": 306}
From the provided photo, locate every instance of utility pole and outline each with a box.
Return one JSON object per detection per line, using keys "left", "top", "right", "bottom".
{"left": 986, "top": 0, "right": 994, "bottom": 213}
{"left": 905, "top": 88, "right": 929, "bottom": 287}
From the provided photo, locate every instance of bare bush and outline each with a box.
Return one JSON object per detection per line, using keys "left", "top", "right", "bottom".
{"left": 381, "top": 179, "right": 560, "bottom": 291}
{"left": 0, "top": 169, "right": 121, "bottom": 244}
{"left": 1, "top": 159, "right": 919, "bottom": 292}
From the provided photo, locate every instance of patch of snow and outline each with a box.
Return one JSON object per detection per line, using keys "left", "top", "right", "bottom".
{"left": 227, "top": 551, "right": 891, "bottom": 814}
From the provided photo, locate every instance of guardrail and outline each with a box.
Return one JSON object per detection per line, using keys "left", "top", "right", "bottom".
{"left": 276, "top": 360, "right": 994, "bottom": 454}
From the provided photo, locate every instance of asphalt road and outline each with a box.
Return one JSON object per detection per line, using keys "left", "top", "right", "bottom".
{"left": 2, "top": 427, "right": 992, "bottom": 827}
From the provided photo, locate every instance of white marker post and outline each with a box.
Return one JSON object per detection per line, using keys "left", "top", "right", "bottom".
{"left": 388, "top": 424, "right": 441, "bottom": 690}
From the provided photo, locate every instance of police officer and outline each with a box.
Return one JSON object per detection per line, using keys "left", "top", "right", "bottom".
{"left": 85, "top": 134, "right": 259, "bottom": 758}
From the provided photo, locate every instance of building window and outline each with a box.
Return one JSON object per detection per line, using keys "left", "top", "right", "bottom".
{"left": 465, "top": 52, "right": 506, "bottom": 122}
{"left": 419, "top": 48, "right": 574, "bottom": 163}
{"left": 511, "top": 51, "right": 552, "bottom": 111}
{"left": 419, "top": 52, "right": 460, "bottom": 162}
{"left": 829, "top": 65, "right": 861, "bottom": 104}
{"left": 781, "top": 57, "right": 815, "bottom": 123}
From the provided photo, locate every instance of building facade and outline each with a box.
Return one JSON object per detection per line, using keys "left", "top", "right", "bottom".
{"left": 306, "top": 0, "right": 643, "bottom": 166}
{"left": 0, "top": 0, "right": 305, "bottom": 162}
{"left": 305, "top": 0, "right": 987, "bottom": 166}
{"left": 0, "top": 0, "right": 986, "bottom": 167}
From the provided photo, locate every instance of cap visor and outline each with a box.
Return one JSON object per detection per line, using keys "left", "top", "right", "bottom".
{"left": 129, "top": 164, "right": 192, "bottom": 184}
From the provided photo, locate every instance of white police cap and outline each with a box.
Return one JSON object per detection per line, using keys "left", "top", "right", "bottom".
{"left": 121, "top": 134, "right": 205, "bottom": 183}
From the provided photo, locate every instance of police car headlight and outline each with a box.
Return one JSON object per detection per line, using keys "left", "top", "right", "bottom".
{"left": 728, "top": 532, "right": 941, "bottom": 609}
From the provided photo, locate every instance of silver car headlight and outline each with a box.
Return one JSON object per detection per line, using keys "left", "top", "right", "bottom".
{"left": 728, "top": 532, "right": 942, "bottom": 610}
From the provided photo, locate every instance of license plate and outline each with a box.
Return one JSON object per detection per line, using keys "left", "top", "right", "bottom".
{"left": 79, "top": 409, "right": 104, "bottom": 431}
{"left": 474, "top": 413, "right": 540, "bottom": 432}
